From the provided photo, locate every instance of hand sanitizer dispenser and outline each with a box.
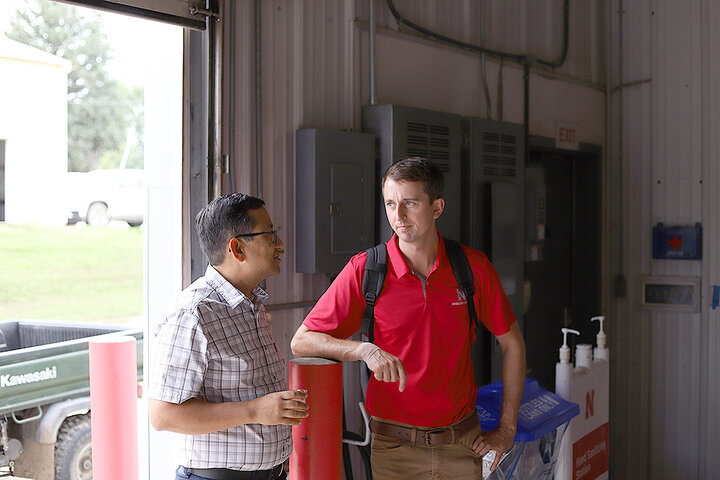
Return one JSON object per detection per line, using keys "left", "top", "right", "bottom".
{"left": 555, "top": 317, "right": 610, "bottom": 480}
{"left": 592, "top": 316, "right": 608, "bottom": 361}
{"left": 555, "top": 328, "right": 579, "bottom": 400}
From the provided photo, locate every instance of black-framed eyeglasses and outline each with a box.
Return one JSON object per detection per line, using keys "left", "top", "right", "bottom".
{"left": 234, "top": 228, "right": 280, "bottom": 244}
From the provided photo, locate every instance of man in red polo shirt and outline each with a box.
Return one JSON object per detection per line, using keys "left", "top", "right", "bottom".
{"left": 291, "top": 157, "right": 525, "bottom": 479}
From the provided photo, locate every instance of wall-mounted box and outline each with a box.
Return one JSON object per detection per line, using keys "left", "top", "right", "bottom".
{"left": 652, "top": 224, "right": 702, "bottom": 259}
{"left": 362, "top": 104, "right": 462, "bottom": 243}
{"left": 639, "top": 276, "right": 701, "bottom": 313}
{"left": 296, "top": 129, "right": 375, "bottom": 274}
{"left": 462, "top": 117, "right": 525, "bottom": 385}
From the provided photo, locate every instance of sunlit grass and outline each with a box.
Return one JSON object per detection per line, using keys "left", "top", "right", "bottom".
{"left": 0, "top": 223, "right": 142, "bottom": 324}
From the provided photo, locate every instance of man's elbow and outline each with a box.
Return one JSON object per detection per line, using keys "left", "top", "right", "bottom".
{"left": 290, "top": 332, "right": 305, "bottom": 357}
{"left": 290, "top": 325, "right": 313, "bottom": 357}
{"left": 148, "top": 399, "right": 172, "bottom": 431}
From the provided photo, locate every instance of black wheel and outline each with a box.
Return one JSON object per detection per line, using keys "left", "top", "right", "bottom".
{"left": 86, "top": 202, "right": 109, "bottom": 226}
{"left": 55, "top": 414, "right": 93, "bottom": 480}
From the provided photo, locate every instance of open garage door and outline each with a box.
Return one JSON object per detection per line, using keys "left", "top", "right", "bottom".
{"left": 56, "top": 0, "right": 207, "bottom": 29}
{"left": 56, "top": 0, "right": 220, "bottom": 282}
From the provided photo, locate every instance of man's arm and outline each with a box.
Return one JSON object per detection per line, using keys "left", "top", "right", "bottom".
{"left": 472, "top": 322, "right": 526, "bottom": 469}
{"left": 148, "top": 389, "right": 308, "bottom": 435}
{"left": 291, "top": 325, "right": 407, "bottom": 392}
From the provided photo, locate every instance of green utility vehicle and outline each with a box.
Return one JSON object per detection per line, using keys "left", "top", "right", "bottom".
{"left": 0, "top": 320, "right": 143, "bottom": 480}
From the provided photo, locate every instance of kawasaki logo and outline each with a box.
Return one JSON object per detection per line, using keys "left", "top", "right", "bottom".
{"left": 1, "top": 366, "right": 57, "bottom": 388}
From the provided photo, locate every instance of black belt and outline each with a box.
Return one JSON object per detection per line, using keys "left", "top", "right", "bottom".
{"left": 185, "top": 464, "right": 284, "bottom": 480}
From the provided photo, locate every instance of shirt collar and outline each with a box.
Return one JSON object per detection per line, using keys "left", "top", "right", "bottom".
{"left": 205, "top": 264, "right": 268, "bottom": 309}
{"left": 386, "top": 230, "right": 449, "bottom": 278}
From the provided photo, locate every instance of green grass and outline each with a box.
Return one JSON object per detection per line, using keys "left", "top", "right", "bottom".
{"left": 0, "top": 223, "right": 143, "bottom": 325}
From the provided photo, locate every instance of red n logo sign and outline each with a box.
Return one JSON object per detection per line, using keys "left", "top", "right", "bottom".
{"left": 586, "top": 389, "right": 595, "bottom": 419}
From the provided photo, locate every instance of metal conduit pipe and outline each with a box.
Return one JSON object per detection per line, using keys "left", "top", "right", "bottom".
{"left": 226, "top": 0, "right": 236, "bottom": 194}
{"left": 369, "top": 0, "right": 377, "bottom": 105}
{"left": 614, "top": 0, "right": 627, "bottom": 297}
{"left": 211, "top": 0, "right": 223, "bottom": 200}
{"left": 383, "top": 0, "right": 570, "bottom": 205}
{"left": 480, "top": 0, "right": 492, "bottom": 119}
{"left": 207, "top": 9, "right": 217, "bottom": 201}
{"left": 384, "top": 0, "right": 569, "bottom": 72}
{"left": 523, "top": 60, "right": 532, "bottom": 172}
{"left": 254, "top": 0, "right": 263, "bottom": 199}
{"left": 387, "top": 0, "right": 521, "bottom": 63}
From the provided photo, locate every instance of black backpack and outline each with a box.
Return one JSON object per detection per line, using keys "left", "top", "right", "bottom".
{"left": 359, "top": 238, "right": 479, "bottom": 344}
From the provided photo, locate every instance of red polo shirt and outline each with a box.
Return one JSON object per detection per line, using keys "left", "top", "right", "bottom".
{"left": 303, "top": 233, "right": 515, "bottom": 427}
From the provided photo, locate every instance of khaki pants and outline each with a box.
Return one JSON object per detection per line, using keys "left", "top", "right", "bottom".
{"left": 370, "top": 413, "right": 485, "bottom": 480}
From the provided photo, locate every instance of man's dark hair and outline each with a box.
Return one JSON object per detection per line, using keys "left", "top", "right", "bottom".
{"left": 381, "top": 157, "right": 444, "bottom": 201}
{"left": 195, "top": 193, "right": 265, "bottom": 265}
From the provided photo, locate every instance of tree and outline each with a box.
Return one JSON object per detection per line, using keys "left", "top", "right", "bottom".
{"left": 6, "top": 0, "right": 143, "bottom": 171}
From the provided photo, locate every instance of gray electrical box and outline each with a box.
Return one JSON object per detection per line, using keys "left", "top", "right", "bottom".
{"left": 462, "top": 117, "right": 525, "bottom": 384}
{"left": 525, "top": 166, "right": 547, "bottom": 262}
{"left": 362, "top": 104, "right": 463, "bottom": 243}
{"left": 295, "top": 129, "right": 375, "bottom": 274}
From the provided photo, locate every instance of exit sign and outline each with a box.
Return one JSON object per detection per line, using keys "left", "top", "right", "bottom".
{"left": 652, "top": 224, "right": 702, "bottom": 259}
{"left": 556, "top": 121, "right": 579, "bottom": 150}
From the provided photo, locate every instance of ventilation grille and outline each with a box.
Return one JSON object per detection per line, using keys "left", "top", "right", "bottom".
{"left": 404, "top": 121, "right": 451, "bottom": 169}
{"left": 481, "top": 131, "right": 519, "bottom": 178}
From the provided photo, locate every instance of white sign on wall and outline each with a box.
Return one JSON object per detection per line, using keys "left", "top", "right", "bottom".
{"left": 556, "top": 121, "right": 579, "bottom": 150}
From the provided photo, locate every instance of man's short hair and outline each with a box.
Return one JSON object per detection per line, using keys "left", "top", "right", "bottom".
{"left": 195, "top": 193, "right": 265, "bottom": 265}
{"left": 381, "top": 157, "right": 444, "bottom": 201}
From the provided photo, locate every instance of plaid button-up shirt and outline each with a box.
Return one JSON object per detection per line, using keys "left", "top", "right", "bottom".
{"left": 148, "top": 265, "right": 291, "bottom": 470}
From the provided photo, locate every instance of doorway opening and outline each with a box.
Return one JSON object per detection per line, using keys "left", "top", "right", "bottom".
{"left": 524, "top": 143, "right": 602, "bottom": 391}
{"left": 0, "top": 140, "right": 5, "bottom": 222}
{"left": 1, "top": 2, "right": 183, "bottom": 478}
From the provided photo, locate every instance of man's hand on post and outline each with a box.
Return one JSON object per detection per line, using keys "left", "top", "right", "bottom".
{"left": 250, "top": 390, "right": 309, "bottom": 425}
{"left": 354, "top": 343, "right": 407, "bottom": 392}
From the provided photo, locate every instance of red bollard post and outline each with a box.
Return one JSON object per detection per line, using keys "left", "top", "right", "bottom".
{"left": 289, "top": 357, "right": 343, "bottom": 480}
{"left": 89, "top": 335, "right": 138, "bottom": 480}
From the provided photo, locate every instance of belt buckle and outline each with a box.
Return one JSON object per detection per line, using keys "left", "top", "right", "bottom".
{"left": 423, "top": 427, "right": 452, "bottom": 446}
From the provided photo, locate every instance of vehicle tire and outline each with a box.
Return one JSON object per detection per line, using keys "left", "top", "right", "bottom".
{"left": 86, "top": 202, "right": 109, "bottom": 226}
{"left": 55, "top": 414, "right": 93, "bottom": 480}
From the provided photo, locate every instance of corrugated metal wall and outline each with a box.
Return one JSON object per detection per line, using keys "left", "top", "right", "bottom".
{"left": 259, "top": 0, "right": 358, "bottom": 345}
{"left": 202, "top": 0, "right": 720, "bottom": 478}
{"left": 699, "top": 2, "right": 720, "bottom": 477}
{"left": 228, "top": 0, "right": 607, "bottom": 380}
{"left": 357, "top": 0, "right": 605, "bottom": 86}
{"left": 609, "top": 0, "right": 720, "bottom": 478}
{"left": 225, "top": 1, "right": 358, "bottom": 375}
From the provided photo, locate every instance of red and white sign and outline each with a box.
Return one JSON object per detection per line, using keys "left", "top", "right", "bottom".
{"left": 555, "top": 360, "right": 609, "bottom": 480}
{"left": 573, "top": 423, "right": 609, "bottom": 480}
{"left": 556, "top": 122, "right": 579, "bottom": 150}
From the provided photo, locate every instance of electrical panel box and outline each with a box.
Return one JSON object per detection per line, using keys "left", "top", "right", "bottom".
{"left": 640, "top": 276, "right": 701, "bottom": 313}
{"left": 463, "top": 117, "right": 525, "bottom": 314}
{"left": 462, "top": 117, "right": 525, "bottom": 384}
{"left": 295, "top": 129, "right": 375, "bottom": 274}
{"left": 525, "top": 166, "right": 547, "bottom": 262}
{"left": 362, "top": 104, "right": 463, "bottom": 243}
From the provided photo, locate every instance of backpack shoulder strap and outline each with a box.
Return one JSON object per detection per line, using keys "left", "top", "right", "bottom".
{"left": 444, "top": 238, "right": 479, "bottom": 329}
{"left": 360, "top": 243, "right": 387, "bottom": 343}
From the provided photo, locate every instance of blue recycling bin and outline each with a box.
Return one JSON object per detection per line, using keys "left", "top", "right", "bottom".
{"left": 476, "top": 378, "right": 579, "bottom": 479}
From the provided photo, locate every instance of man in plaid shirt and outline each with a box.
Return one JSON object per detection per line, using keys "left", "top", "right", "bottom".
{"left": 148, "top": 193, "right": 308, "bottom": 480}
